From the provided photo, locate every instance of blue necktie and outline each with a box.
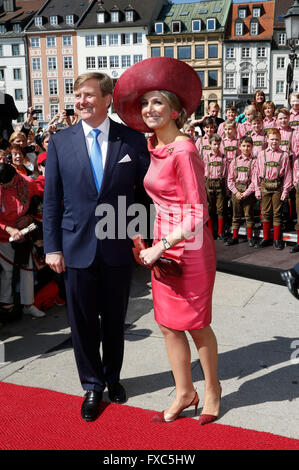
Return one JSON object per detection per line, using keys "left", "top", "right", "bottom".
{"left": 89, "top": 128, "right": 103, "bottom": 192}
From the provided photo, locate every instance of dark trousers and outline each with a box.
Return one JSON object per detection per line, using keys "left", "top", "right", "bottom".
{"left": 64, "top": 243, "right": 132, "bottom": 393}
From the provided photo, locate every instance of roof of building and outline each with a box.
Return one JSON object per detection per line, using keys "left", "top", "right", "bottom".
{"left": 274, "top": 0, "right": 294, "bottom": 29}
{"left": 77, "top": 0, "right": 167, "bottom": 30}
{"left": 226, "top": 0, "right": 275, "bottom": 41}
{"left": 0, "top": 0, "right": 45, "bottom": 33}
{"left": 153, "top": 0, "right": 232, "bottom": 35}
{"left": 25, "top": 0, "right": 93, "bottom": 32}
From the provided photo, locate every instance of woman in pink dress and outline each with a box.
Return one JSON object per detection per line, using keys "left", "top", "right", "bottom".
{"left": 113, "top": 57, "right": 220, "bottom": 425}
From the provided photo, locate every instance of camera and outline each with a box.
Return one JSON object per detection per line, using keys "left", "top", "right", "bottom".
{"left": 6, "top": 154, "right": 12, "bottom": 163}
{"left": 25, "top": 145, "right": 36, "bottom": 153}
{"left": 65, "top": 109, "right": 75, "bottom": 116}
{"left": 32, "top": 109, "right": 42, "bottom": 114}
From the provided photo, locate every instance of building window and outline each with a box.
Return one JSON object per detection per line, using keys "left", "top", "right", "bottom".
{"left": 109, "top": 34, "right": 119, "bottom": 46}
{"left": 239, "top": 8, "right": 247, "bottom": 18}
{"left": 151, "top": 47, "right": 161, "bottom": 57}
{"left": 125, "top": 11, "right": 134, "bottom": 22}
{"left": 242, "top": 47, "right": 250, "bottom": 59}
{"left": 121, "top": 55, "right": 131, "bottom": 68}
{"left": 197, "top": 71, "right": 204, "bottom": 88}
{"left": 133, "top": 55, "right": 143, "bottom": 64}
{"left": 98, "top": 56, "right": 107, "bottom": 68}
{"left": 133, "top": 32, "right": 142, "bottom": 44}
{"left": 109, "top": 56, "right": 119, "bottom": 68}
{"left": 65, "top": 79, "right": 74, "bottom": 95}
{"left": 13, "top": 24, "right": 21, "bottom": 33}
{"left": 276, "top": 81, "right": 284, "bottom": 93}
{"left": 278, "top": 33, "right": 286, "bottom": 46}
{"left": 195, "top": 45, "right": 205, "bottom": 59}
{"left": 155, "top": 22, "right": 164, "bottom": 34}
{"left": 250, "top": 21, "right": 259, "bottom": 36}
{"left": 111, "top": 11, "right": 119, "bottom": 23}
{"left": 50, "top": 104, "right": 59, "bottom": 119}
{"left": 0, "top": 69, "right": 5, "bottom": 80}
{"left": 192, "top": 19, "right": 201, "bottom": 32}
{"left": 172, "top": 21, "right": 181, "bottom": 33}
{"left": 50, "top": 16, "right": 58, "bottom": 26}
{"left": 12, "top": 44, "right": 20, "bottom": 56}
{"left": 85, "top": 35, "right": 95, "bottom": 47}
{"left": 97, "top": 12, "right": 105, "bottom": 23}
{"left": 208, "top": 44, "right": 218, "bottom": 59}
{"left": 30, "top": 37, "right": 40, "bottom": 48}
{"left": 14, "top": 89, "right": 23, "bottom": 101}
{"left": 121, "top": 33, "right": 131, "bottom": 45}
{"left": 33, "top": 79, "right": 43, "bottom": 96}
{"left": 46, "top": 36, "right": 56, "bottom": 47}
{"left": 49, "top": 79, "right": 58, "bottom": 95}
{"left": 65, "top": 15, "right": 74, "bottom": 25}
{"left": 13, "top": 69, "right": 21, "bottom": 80}
{"left": 208, "top": 70, "right": 218, "bottom": 87}
{"left": 207, "top": 18, "right": 216, "bottom": 31}
{"left": 164, "top": 46, "right": 174, "bottom": 58}
{"left": 235, "top": 22, "right": 243, "bottom": 36}
{"left": 253, "top": 7, "right": 261, "bottom": 18}
{"left": 97, "top": 34, "right": 107, "bottom": 46}
{"left": 47, "top": 57, "right": 57, "bottom": 70}
{"left": 32, "top": 57, "right": 41, "bottom": 71}
{"left": 178, "top": 46, "right": 191, "bottom": 60}
{"left": 0, "top": 46, "right": 3, "bottom": 57}
{"left": 34, "top": 17, "right": 43, "bottom": 27}
{"left": 225, "top": 73, "right": 235, "bottom": 89}
{"left": 86, "top": 57, "right": 96, "bottom": 69}
{"left": 226, "top": 47, "right": 235, "bottom": 59}
{"left": 34, "top": 105, "right": 43, "bottom": 121}
{"left": 63, "top": 35, "right": 72, "bottom": 46}
{"left": 0, "top": 25, "right": 6, "bottom": 33}
{"left": 256, "top": 72, "right": 265, "bottom": 88}
{"left": 277, "top": 57, "right": 285, "bottom": 69}
{"left": 63, "top": 56, "right": 73, "bottom": 69}
{"left": 257, "top": 47, "right": 266, "bottom": 58}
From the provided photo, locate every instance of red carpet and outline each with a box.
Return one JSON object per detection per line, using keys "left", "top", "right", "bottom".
{"left": 0, "top": 381, "right": 298, "bottom": 450}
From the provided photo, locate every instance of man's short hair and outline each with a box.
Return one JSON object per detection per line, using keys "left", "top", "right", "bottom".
{"left": 74, "top": 72, "right": 113, "bottom": 96}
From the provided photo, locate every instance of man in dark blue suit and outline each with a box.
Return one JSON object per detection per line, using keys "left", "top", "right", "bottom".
{"left": 43, "top": 72, "right": 149, "bottom": 421}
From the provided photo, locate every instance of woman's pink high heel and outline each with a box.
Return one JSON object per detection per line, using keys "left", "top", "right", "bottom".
{"left": 151, "top": 391, "right": 199, "bottom": 423}
{"left": 198, "top": 383, "right": 222, "bottom": 426}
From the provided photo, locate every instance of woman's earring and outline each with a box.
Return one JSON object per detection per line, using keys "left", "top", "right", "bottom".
{"left": 171, "top": 111, "right": 179, "bottom": 120}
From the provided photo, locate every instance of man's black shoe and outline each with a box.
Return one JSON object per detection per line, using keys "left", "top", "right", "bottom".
{"left": 225, "top": 237, "right": 239, "bottom": 246}
{"left": 108, "top": 383, "right": 127, "bottom": 404}
{"left": 280, "top": 269, "right": 299, "bottom": 299}
{"left": 256, "top": 239, "right": 272, "bottom": 248}
{"left": 290, "top": 244, "right": 299, "bottom": 253}
{"left": 274, "top": 239, "right": 284, "bottom": 250}
{"left": 81, "top": 390, "right": 103, "bottom": 422}
{"left": 248, "top": 238, "right": 255, "bottom": 247}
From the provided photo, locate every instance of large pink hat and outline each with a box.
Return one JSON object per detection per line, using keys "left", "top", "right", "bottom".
{"left": 113, "top": 57, "right": 202, "bottom": 132}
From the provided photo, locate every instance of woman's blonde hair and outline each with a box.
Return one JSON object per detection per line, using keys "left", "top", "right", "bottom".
{"left": 9, "top": 131, "right": 27, "bottom": 143}
{"left": 159, "top": 90, "right": 188, "bottom": 129}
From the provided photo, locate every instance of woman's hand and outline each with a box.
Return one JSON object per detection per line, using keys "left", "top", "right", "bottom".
{"left": 139, "top": 242, "right": 165, "bottom": 266}
{"left": 5, "top": 226, "right": 25, "bottom": 242}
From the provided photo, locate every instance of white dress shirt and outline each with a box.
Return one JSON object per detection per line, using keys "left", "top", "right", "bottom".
{"left": 81, "top": 117, "right": 110, "bottom": 168}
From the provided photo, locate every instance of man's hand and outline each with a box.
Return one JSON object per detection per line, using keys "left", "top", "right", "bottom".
{"left": 46, "top": 253, "right": 66, "bottom": 273}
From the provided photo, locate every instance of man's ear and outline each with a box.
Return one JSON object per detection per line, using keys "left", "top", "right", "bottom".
{"left": 105, "top": 94, "right": 112, "bottom": 109}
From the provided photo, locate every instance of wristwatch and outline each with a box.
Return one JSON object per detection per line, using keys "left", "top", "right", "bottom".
{"left": 162, "top": 237, "right": 171, "bottom": 250}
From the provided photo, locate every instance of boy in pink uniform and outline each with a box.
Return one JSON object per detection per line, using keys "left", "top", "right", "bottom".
{"left": 262, "top": 101, "right": 277, "bottom": 134}
{"left": 226, "top": 136, "right": 257, "bottom": 247}
{"left": 237, "top": 105, "right": 256, "bottom": 139}
{"left": 203, "top": 134, "right": 228, "bottom": 238}
{"left": 195, "top": 117, "right": 216, "bottom": 159}
{"left": 220, "top": 121, "right": 239, "bottom": 164}
{"left": 275, "top": 107, "right": 297, "bottom": 157}
{"left": 291, "top": 155, "right": 299, "bottom": 253}
{"left": 217, "top": 106, "right": 238, "bottom": 137}
{"left": 289, "top": 92, "right": 299, "bottom": 132}
{"left": 255, "top": 128, "right": 292, "bottom": 250}
{"left": 251, "top": 113, "right": 267, "bottom": 159}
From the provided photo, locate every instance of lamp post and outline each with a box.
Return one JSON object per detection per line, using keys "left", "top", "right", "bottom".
{"left": 284, "top": 0, "right": 299, "bottom": 99}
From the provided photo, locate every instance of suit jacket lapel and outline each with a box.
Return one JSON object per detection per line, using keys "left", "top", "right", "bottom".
{"left": 100, "top": 119, "right": 122, "bottom": 196}
{"left": 71, "top": 121, "right": 98, "bottom": 194}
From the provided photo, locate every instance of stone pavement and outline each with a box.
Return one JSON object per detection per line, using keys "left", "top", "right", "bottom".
{"left": 0, "top": 266, "right": 299, "bottom": 440}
